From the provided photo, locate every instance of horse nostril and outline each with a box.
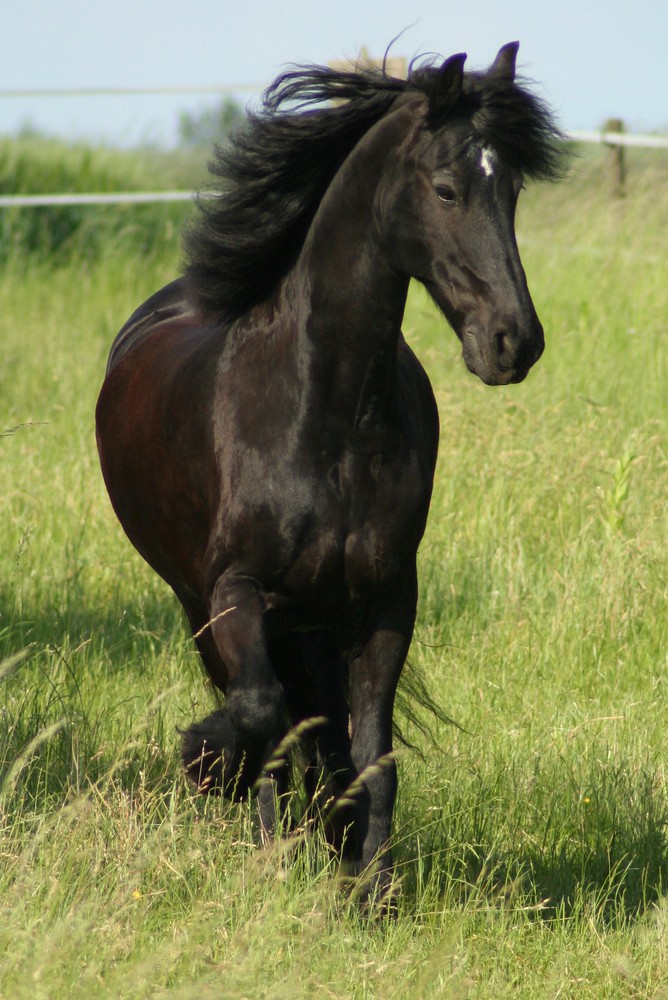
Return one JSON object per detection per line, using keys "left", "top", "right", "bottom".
{"left": 494, "top": 330, "right": 512, "bottom": 362}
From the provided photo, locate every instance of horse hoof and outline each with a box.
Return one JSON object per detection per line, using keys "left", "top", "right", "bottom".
{"left": 180, "top": 708, "right": 260, "bottom": 799}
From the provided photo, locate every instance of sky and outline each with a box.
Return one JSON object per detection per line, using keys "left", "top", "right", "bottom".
{"left": 1, "top": 0, "right": 666, "bottom": 148}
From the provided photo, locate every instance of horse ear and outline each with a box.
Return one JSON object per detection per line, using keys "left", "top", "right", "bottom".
{"left": 428, "top": 52, "right": 466, "bottom": 123}
{"left": 489, "top": 41, "right": 519, "bottom": 82}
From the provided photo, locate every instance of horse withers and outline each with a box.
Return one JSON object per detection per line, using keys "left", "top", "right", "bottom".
{"left": 96, "top": 42, "right": 562, "bottom": 903}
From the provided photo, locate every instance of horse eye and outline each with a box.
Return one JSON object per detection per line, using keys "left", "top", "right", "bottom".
{"left": 436, "top": 185, "right": 456, "bottom": 204}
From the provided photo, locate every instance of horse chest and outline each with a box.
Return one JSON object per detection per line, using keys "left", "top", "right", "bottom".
{"left": 275, "top": 448, "right": 429, "bottom": 608}
{"left": 344, "top": 464, "right": 427, "bottom": 588}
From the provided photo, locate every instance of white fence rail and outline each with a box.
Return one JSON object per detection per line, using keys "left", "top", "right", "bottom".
{"left": 0, "top": 85, "right": 257, "bottom": 99}
{"left": 0, "top": 191, "right": 198, "bottom": 208}
{"left": 567, "top": 129, "right": 668, "bottom": 150}
{"left": 0, "top": 131, "right": 665, "bottom": 209}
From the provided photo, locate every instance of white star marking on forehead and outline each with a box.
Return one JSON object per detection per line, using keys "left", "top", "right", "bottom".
{"left": 480, "top": 146, "right": 495, "bottom": 178}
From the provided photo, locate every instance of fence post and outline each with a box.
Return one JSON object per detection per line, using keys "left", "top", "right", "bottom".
{"left": 604, "top": 118, "right": 626, "bottom": 197}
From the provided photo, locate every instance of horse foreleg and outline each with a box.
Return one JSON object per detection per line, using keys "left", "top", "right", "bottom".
{"left": 347, "top": 575, "right": 417, "bottom": 904}
{"left": 182, "top": 576, "right": 285, "bottom": 803}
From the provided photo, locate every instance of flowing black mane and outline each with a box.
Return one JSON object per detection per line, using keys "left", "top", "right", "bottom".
{"left": 183, "top": 56, "right": 563, "bottom": 321}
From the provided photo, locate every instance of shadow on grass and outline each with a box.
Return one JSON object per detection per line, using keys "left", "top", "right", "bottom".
{"left": 0, "top": 579, "right": 191, "bottom": 675}
{"left": 395, "top": 771, "right": 668, "bottom": 925}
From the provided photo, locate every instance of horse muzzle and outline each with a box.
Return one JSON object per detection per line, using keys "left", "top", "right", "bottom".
{"left": 461, "top": 321, "right": 545, "bottom": 386}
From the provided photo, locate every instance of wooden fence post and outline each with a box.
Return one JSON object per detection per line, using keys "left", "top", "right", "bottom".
{"left": 604, "top": 118, "right": 626, "bottom": 197}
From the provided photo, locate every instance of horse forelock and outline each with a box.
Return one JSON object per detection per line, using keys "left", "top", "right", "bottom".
{"left": 464, "top": 74, "right": 565, "bottom": 181}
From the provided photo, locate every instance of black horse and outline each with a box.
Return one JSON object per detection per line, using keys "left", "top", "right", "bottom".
{"left": 96, "top": 42, "right": 562, "bottom": 900}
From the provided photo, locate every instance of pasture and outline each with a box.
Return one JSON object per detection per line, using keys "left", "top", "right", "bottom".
{"left": 1, "top": 141, "right": 667, "bottom": 997}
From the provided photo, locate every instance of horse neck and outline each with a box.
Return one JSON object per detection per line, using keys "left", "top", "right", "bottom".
{"left": 286, "top": 106, "right": 413, "bottom": 429}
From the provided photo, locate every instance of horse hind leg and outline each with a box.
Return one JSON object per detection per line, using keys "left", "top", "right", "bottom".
{"left": 180, "top": 579, "right": 285, "bottom": 803}
{"left": 252, "top": 632, "right": 319, "bottom": 840}
{"left": 277, "top": 631, "right": 355, "bottom": 852}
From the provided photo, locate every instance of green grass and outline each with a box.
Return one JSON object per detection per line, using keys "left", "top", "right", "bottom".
{"left": 0, "top": 135, "right": 202, "bottom": 262}
{"left": 1, "top": 143, "right": 667, "bottom": 997}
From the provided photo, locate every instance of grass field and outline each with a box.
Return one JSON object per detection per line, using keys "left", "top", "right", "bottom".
{"left": 1, "top": 142, "right": 667, "bottom": 998}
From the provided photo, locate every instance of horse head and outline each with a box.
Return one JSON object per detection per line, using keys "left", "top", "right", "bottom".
{"left": 377, "top": 42, "right": 560, "bottom": 385}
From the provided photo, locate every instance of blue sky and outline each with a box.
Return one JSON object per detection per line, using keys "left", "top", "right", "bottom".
{"left": 2, "top": 0, "right": 666, "bottom": 147}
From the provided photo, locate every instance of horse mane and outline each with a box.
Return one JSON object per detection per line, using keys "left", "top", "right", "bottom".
{"left": 183, "top": 56, "right": 563, "bottom": 321}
